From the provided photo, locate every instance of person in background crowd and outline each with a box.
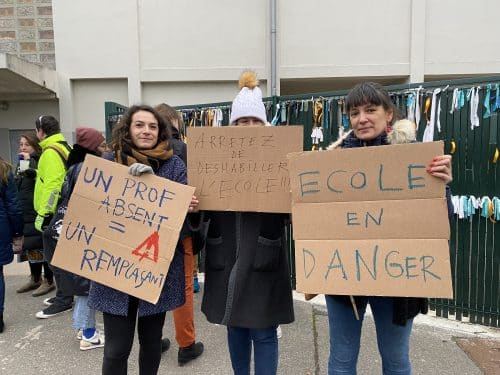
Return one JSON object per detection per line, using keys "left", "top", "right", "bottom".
{"left": 325, "top": 82, "right": 454, "bottom": 375}
{"left": 44, "top": 127, "right": 107, "bottom": 351}
{"left": 155, "top": 103, "right": 204, "bottom": 366}
{"left": 33, "top": 115, "right": 73, "bottom": 319}
{"left": 88, "top": 105, "right": 192, "bottom": 375}
{"left": 0, "top": 157, "right": 24, "bottom": 333}
{"left": 193, "top": 71, "right": 294, "bottom": 375}
{"left": 15, "top": 134, "right": 55, "bottom": 297}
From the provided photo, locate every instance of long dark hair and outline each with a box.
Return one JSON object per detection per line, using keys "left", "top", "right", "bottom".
{"left": 19, "top": 133, "right": 42, "bottom": 154}
{"left": 111, "top": 105, "right": 171, "bottom": 151}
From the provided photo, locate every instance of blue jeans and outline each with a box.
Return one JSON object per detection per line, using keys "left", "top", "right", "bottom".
{"left": 325, "top": 296, "right": 413, "bottom": 375}
{"left": 227, "top": 326, "right": 278, "bottom": 375}
{"left": 72, "top": 296, "right": 96, "bottom": 330}
{"left": 0, "top": 265, "right": 4, "bottom": 313}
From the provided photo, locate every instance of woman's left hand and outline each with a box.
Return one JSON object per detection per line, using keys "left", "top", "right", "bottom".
{"left": 427, "top": 154, "right": 453, "bottom": 184}
{"left": 188, "top": 195, "right": 199, "bottom": 213}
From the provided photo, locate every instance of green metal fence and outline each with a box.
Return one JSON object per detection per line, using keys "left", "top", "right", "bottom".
{"left": 104, "top": 101, "right": 127, "bottom": 143}
{"left": 105, "top": 76, "right": 500, "bottom": 327}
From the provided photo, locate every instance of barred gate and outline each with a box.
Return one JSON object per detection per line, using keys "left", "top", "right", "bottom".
{"left": 105, "top": 76, "right": 500, "bottom": 327}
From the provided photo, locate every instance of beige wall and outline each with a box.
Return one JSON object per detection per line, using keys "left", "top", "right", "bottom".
{"left": 51, "top": 0, "right": 500, "bottom": 134}
{"left": 0, "top": 99, "right": 58, "bottom": 129}
{"left": 280, "top": 0, "right": 412, "bottom": 79}
{"left": 71, "top": 79, "right": 128, "bottom": 133}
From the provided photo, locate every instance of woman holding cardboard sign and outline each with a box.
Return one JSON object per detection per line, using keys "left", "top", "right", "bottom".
{"left": 193, "top": 71, "right": 294, "bottom": 375}
{"left": 324, "top": 82, "right": 453, "bottom": 375}
{"left": 87, "top": 105, "right": 188, "bottom": 375}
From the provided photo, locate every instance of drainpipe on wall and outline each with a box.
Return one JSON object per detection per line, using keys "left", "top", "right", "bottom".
{"left": 270, "top": 0, "right": 278, "bottom": 112}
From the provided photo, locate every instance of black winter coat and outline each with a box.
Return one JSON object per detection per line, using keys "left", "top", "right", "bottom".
{"left": 334, "top": 132, "right": 454, "bottom": 326}
{"left": 200, "top": 211, "right": 294, "bottom": 329}
{"left": 170, "top": 126, "right": 187, "bottom": 166}
{"left": 15, "top": 155, "right": 43, "bottom": 252}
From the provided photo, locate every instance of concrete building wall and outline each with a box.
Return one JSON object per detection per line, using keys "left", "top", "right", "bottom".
{"left": 72, "top": 79, "right": 128, "bottom": 132}
{"left": 47, "top": 0, "right": 500, "bottom": 134}
{"left": 0, "top": 99, "right": 58, "bottom": 161}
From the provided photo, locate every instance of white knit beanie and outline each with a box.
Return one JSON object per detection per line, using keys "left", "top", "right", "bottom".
{"left": 229, "top": 70, "right": 267, "bottom": 125}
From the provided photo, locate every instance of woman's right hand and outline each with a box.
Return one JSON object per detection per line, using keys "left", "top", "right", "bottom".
{"left": 427, "top": 154, "right": 453, "bottom": 184}
{"left": 12, "top": 236, "right": 24, "bottom": 254}
{"left": 189, "top": 195, "right": 200, "bottom": 213}
{"left": 18, "top": 152, "right": 30, "bottom": 160}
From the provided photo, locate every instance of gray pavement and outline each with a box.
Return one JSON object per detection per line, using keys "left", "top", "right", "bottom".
{"left": 2, "top": 261, "right": 498, "bottom": 374}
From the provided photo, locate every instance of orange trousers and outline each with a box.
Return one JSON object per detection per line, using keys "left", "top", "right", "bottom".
{"left": 173, "top": 236, "right": 196, "bottom": 347}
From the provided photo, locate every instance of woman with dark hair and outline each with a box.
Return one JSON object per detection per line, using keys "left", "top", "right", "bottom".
{"left": 325, "top": 82, "right": 453, "bottom": 375}
{"left": 0, "top": 157, "right": 24, "bottom": 333}
{"left": 88, "top": 105, "right": 189, "bottom": 375}
{"left": 15, "top": 133, "right": 55, "bottom": 296}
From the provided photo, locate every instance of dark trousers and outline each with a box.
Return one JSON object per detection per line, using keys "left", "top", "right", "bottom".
{"left": 29, "top": 261, "right": 53, "bottom": 283}
{"left": 42, "top": 226, "right": 72, "bottom": 307}
{"left": 102, "top": 297, "right": 166, "bottom": 375}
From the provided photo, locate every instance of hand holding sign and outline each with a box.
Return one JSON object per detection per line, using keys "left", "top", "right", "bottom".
{"left": 288, "top": 142, "right": 453, "bottom": 299}
{"left": 51, "top": 155, "right": 195, "bottom": 304}
{"left": 128, "top": 163, "right": 154, "bottom": 176}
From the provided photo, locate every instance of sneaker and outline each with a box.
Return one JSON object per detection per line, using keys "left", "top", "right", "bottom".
{"left": 35, "top": 304, "right": 72, "bottom": 319}
{"left": 178, "top": 342, "right": 204, "bottom": 366}
{"left": 277, "top": 325, "right": 282, "bottom": 339}
{"left": 76, "top": 329, "right": 83, "bottom": 341}
{"left": 161, "top": 338, "right": 170, "bottom": 353}
{"left": 16, "top": 277, "right": 41, "bottom": 293}
{"left": 80, "top": 331, "right": 105, "bottom": 351}
{"left": 193, "top": 276, "right": 200, "bottom": 293}
{"left": 43, "top": 297, "right": 57, "bottom": 306}
{"left": 32, "top": 279, "right": 56, "bottom": 297}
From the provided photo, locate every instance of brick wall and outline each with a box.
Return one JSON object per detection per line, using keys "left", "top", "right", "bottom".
{"left": 0, "top": 0, "right": 55, "bottom": 69}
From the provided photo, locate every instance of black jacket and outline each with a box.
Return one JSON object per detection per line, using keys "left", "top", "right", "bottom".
{"left": 199, "top": 211, "right": 294, "bottom": 328}
{"left": 15, "top": 154, "right": 43, "bottom": 252}
{"left": 44, "top": 145, "right": 100, "bottom": 296}
{"left": 170, "top": 126, "right": 187, "bottom": 166}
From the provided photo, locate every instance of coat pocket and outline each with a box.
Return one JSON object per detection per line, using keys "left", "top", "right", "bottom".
{"left": 253, "top": 236, "right": 282, "bottom": 272}
{"left": 205, "top": 236, "right": 224, "bottom": 270}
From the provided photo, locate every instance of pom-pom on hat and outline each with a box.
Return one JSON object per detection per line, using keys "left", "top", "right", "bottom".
{"left": 76, "top": 127, "right": 105, "bottom": 152}
{"left": 229, "top": 70, "right": 267, "bottom": 125}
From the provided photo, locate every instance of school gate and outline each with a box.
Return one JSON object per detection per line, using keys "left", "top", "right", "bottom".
{"left": 105, "top": 75, "right": 499, "bottom": 327}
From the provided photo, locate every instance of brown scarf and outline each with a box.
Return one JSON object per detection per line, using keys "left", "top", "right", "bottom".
{"left": 116, "top": 140, "right": 173, "bottom": 172}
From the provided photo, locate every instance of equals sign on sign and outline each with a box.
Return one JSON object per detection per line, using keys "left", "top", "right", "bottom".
{"left": 109, "top": 220, "right": 125, "bottom": 233}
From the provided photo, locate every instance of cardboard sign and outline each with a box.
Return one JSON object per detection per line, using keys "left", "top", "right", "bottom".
{"left": 51, "top": 155, "right": 195, "bottom": 304}
{"left": 295, "top": 239, "right": 452, "bottom": 298}
{"left": 288, "top": 141, "right": 453, "bottom": 298}
{"left": 187, "top": 126, "right": 303, "bottom": 213}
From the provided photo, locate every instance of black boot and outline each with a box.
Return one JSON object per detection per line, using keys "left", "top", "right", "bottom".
{"left": 0, "top": 312, "right": 4, "bottom": 333}
{"left": 161, "top": 338, "right": 170, "bottom": 353}
{"left": 178, "top": 341, "right": 204, "bottom": 366}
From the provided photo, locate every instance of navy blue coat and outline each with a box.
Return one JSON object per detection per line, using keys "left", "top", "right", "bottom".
{"left": 0, "top": 173, "right": 24, "bottom": 266}
{"left": 88, "top": 155, "right": 187, "bottom": 317}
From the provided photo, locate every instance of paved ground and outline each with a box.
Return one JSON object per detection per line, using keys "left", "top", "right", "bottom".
{"left": 2, "top": 261, "right": 499, "bottom": 374}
